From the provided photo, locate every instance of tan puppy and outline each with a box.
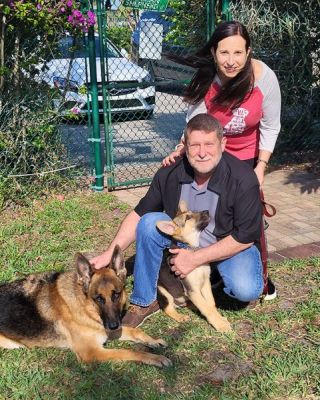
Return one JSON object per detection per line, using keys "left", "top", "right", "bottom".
{"left": 156, "top": 201, "right": 232, "bottom": 333}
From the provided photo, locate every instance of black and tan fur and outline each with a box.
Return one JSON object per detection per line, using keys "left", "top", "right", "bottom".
{"left": 156, "top": 201, "right": 232, "bottom": 333}
{"left": 0, "top": 246, "right": 171, "bottom": 367}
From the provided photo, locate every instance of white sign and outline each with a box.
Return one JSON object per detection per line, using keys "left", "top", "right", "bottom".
{"left": 139, "top": 21, "right": 163, "bottom": 60}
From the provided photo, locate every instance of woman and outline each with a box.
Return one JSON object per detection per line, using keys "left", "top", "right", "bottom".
{"left": 163, "top": 21, "right": 280, "bottom": 299}
{"left": 162, "top": 20, "right": 281, "bottom": 187}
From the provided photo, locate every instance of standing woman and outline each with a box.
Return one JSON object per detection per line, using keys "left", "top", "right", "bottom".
{"left": 163, "top": 21, "right": 281, "bottom": 298}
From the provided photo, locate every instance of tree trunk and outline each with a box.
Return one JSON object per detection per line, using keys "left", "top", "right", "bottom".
{"left": 12, "top": 27, "right": 21, "bottom": 125}
{"left": 0, "top": 13, "right": 6, "bottom": 113}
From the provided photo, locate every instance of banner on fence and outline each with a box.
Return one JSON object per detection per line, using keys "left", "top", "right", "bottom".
{"left": 123, "top": 0, "right": 168, "bottom": 11}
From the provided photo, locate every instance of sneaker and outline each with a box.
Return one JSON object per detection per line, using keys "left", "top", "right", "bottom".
{"left": 264, "top": 277, "right": 277, "bottom": 301}
{"left": 122, "top": 300, "right": 160, "bottom": 328}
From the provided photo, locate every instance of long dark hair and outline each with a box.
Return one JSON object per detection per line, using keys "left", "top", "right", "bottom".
{"left": 169, "top": 21, "right": 254, "bottom": 108}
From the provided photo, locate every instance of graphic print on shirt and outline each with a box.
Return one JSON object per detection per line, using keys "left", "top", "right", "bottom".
{"left": 223, "top": 108, "right": 249, "bottom": 135}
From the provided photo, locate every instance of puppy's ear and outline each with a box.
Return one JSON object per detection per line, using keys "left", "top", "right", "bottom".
{"left": 156, "top": 221, "right": 177, "bottom": 236}
{"left": 75, "top": 253, "right": 94, "bottom": 294}
{"left": 177, "top": 200, "right": 188, "bottom": 214}
{"left": 110, "top": 245, "right": 127, "bottom": 282}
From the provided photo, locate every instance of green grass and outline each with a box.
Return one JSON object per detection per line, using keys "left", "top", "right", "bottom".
{"left": 0, "top": 193, "right": 319, "bottom": 400}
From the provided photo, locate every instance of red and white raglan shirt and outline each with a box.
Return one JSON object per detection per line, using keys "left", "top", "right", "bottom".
{"left": 186, "top": 61, "right": 281, "bottom": 160}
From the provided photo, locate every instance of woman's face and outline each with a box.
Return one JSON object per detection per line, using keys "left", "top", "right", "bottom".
{"left": 212, "top": 35, "right": 250, "bottom": 82}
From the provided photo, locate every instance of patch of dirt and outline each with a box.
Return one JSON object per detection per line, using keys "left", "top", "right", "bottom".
{"left": 198, "top": 353, "right": 254, "bottom": 386}
{"left": 234, "top": 319, "right": 255, "bottom": 340}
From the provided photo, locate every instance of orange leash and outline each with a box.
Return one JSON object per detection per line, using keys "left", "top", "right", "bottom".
{"left": 260, "top": 190, "right": 277, "bottom": 294}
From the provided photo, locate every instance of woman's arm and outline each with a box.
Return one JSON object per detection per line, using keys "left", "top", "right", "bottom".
{"left": 162, "top": 141, "right": 185, "bottom": 167}
{"left": 254, "top": 149, "right": 272, "bottom": 185}
{"left": 257, "top": 64, "right": 281, "bottom": 184}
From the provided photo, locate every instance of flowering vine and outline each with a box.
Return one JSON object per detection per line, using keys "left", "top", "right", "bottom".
{"left": 1, "top": 0, "right": 96, "bottom": 33}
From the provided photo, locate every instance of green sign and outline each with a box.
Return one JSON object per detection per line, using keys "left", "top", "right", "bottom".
{"left": 123, "top": 0, "right": 168, "bottom": 11}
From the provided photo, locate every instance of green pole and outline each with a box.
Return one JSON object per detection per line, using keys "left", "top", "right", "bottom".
{"left": 88, "top": 25, "right": 104, "bottom": 191}
{"left": 206, "top": 0, "right": 216, "bottom": 40}
{"left": 96, "top": 0, "right": 115, "bottom": 189}
{"left": 221, "top": 0, "right": 231, "bottom": 21}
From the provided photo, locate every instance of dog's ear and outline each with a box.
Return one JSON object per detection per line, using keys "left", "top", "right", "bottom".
{"left": 156, "top": 221, "right": 177, "bottom": 236}
{"left": 75, "top": 253, "right": 93, "bottom": 294}
{"left": 109, "top": 245, "right": 127, "bottom": 282}
{"left": 177, "top": 200, "right": 188, "bottom": 215}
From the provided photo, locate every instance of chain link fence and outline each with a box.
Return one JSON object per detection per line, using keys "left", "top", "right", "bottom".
{"left": 102, "top": 4, "right": 193, "bottom": 188}
{"left": 0, "top": 13, "right": 91, "bottom": 206}
{"left": 103, "top": 0, "right": 320, "bottom": 188}
{"left": 230, "top": 0, "right": 320, "bottom": 165}
{"left": 1, "top": 0, "right": 319, "bottom": 205}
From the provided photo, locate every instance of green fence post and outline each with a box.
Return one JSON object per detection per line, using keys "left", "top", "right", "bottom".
{"left": 207, "top": 0, "right": 216, "bottom": 40}
{"left": 221, "top": 0, "right": 231, "bottom": 21}
{"left": 88, "top": 24, "right": 104, "bottom": 191}
{"left": 96, "top": 0, "right": 115, "bottom": 190}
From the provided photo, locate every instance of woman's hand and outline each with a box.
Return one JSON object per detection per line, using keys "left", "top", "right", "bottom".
{"left": 162, "top": 145, "right": 185, "bottom": 167}
{"left": 254, "top": 162, "right": 266, "bottom": 186}
{"left": 255, "top": 151, "right": 271, "bottom": 186}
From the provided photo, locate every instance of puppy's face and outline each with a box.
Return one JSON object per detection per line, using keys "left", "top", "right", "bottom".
{"left": 157, "top": 203, "right": 210, "bottom": 247}
{"left": 173, "top": 210, "right": 209, "bottom": 238}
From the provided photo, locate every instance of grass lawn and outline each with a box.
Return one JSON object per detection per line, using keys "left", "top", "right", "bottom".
{"left": 0, "top": 192, "right": 319, "bottom": 400}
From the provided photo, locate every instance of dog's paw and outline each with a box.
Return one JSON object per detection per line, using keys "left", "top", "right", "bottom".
{"left": 215, "top": 318, "right": 232, "bottom": 333}
{"left": 145, "top": 354, "right": 172, "bottom": 368}
{"left": 175, "top": 314, "right": 190, "bottom": 323}
{"left": 147, "top": 338, "right": 167, "bottom": 348}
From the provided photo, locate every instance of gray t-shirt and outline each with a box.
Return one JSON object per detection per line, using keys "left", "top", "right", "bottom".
{"left": 180, "top": 182, "right": 219, "bottom": 248}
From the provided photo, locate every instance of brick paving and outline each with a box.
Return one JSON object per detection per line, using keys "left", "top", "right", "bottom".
{"left": 113, "top": 169, "right": 320, "bottom": 261}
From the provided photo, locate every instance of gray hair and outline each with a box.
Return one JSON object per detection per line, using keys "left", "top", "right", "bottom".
{"left": 184, "top": 114, "right": 224, "bottom": 144}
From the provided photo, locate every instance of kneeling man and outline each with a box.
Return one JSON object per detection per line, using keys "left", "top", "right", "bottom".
{"left": 91, "top": 114, "right": 264, "bottom": 327}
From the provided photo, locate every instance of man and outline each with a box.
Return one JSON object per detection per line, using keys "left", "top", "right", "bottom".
{"left": 91, "top": 114, "right": 264, "bottom": 327}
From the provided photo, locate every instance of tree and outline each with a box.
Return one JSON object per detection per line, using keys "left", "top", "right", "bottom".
{"left": 0, "top": 0, "right": 96, "bottom": 104}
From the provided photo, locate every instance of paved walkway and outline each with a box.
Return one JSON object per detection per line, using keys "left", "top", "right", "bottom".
{"left": 113, "top": 169, "right": 320, "bottom": 261}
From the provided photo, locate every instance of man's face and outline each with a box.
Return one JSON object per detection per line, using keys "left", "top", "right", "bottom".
{"left": 185, "top": 129, "right": 226, "bottom": 177}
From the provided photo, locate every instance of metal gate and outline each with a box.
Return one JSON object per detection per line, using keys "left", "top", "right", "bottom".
{"left": 86, "top": 0, "right": 228, "bottom": 190}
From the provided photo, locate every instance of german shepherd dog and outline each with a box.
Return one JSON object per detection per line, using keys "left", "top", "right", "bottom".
{"left": 0, "top": 246, "right": 171, "bottom": 367}
{"left": 156, "top": 201, "right": 232, "bottom": 333}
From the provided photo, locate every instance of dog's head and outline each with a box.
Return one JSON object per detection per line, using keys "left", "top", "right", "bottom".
{"left": 156, "top": 201, "right": 210, "bottom": 247}
{"left": 75, "top": 245, "right": 127, "bottom": 331}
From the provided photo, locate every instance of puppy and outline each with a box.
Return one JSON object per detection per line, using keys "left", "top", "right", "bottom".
{"left": 156, "top": 201, "right": 232, "bottom": 332}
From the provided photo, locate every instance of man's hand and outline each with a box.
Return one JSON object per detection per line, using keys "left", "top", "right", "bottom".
{"left": 168, "top": 248, "right": 199, "bottom": 279}
{"left": 90, "top": 250, "right": 112, "bottom": 270}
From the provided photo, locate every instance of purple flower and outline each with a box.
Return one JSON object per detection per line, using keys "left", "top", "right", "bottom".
{"left": 72, "top": 9, "right": 82, "bottom": 18}
{"left": 60, "top": 7, "right": 65, "bottom": 13}
{"left": 71, "top": 107, "right": 80, "bottom": 115}
{"left": 36, "top": 3, "right": 42, "bottom": 10}
{"left": 87, "top": 10, "right": 96, "bottom": 25}
{"left": 66, "top": 0, "right": 72, "bottom": 6}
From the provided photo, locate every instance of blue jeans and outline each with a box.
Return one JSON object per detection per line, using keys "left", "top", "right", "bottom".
{"left": 131, "top": 212, "right": 264, "bottom": 306}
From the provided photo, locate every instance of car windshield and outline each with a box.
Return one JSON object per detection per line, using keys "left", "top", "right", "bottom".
{"left": 55, "top": 36, "right": 121, "bottom": 59}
